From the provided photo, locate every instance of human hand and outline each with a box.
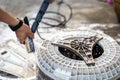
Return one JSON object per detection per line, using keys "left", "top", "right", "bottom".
{"left": 15, "top": 23, "right": 34, "bottom": 44}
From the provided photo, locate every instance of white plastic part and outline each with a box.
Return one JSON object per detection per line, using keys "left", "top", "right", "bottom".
{"left": 0, "top": 40, "right": 36, "bottom": 80}
{"left": 37, "top": 30, "right": 120, "bottom": 80}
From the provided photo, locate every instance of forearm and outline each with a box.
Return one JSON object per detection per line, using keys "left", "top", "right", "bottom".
{"left": 0, "top": 7, "right": 19, "bottom": 26}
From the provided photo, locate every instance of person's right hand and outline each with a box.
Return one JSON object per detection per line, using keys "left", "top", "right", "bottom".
{"left": 15, "top": 23, "right": 34, "bottom": 44}
{"left": 16, "top": 0, "right": 54, "bottom": 44}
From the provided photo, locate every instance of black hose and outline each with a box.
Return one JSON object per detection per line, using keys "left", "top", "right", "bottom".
{"left": 30, "top": 0, "right": 72, "bottom": 40}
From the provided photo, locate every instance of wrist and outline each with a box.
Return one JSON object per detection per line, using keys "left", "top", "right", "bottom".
{"left": 9, "top": 19, "right": 23, "bottom": 31}
{"left": 11, "top": 19, "right": 19, "bottom": 27}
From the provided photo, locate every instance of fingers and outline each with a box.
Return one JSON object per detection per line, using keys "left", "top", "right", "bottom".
{"left": 19, "top": 32, "right": 34, "bottom": 44}
{"left": 15, "top": 22, "right": 35, "bottom": 44}
{"left": 17, "top": 35, "right": 25, "bottom": 44}
{"left": 20, "top": 39, "right": 25, "bottom": 44}
{"left": 24, "top": 24, "right": 34, "bottom": 39}
{"left": 28, "top": 31, "right": 34, "bottom": 39}
{"left": 20, "top": 30, "right": 34, "bottom": 44}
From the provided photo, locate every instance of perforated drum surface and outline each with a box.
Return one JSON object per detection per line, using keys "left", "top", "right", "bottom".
{"left": 37, "top": 30, "right": 120, "bottom": 80}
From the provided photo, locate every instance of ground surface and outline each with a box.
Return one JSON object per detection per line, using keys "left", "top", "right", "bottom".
{"left": 0, "top": 0, "right": 120, "bottom": 44}
{"left": 0, "top": 0, "right": 120, "bottom": 79}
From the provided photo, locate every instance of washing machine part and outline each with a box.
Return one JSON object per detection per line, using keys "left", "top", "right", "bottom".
{"left": 0, "top": 40, "right": 36, "bottom": 80}
{"left": 37, "top": 30, "right": 120, "bottom": 80}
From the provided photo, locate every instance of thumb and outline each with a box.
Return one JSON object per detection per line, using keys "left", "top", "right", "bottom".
{"left": 28, "top": 31, "right": 34, "bottom": 39}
